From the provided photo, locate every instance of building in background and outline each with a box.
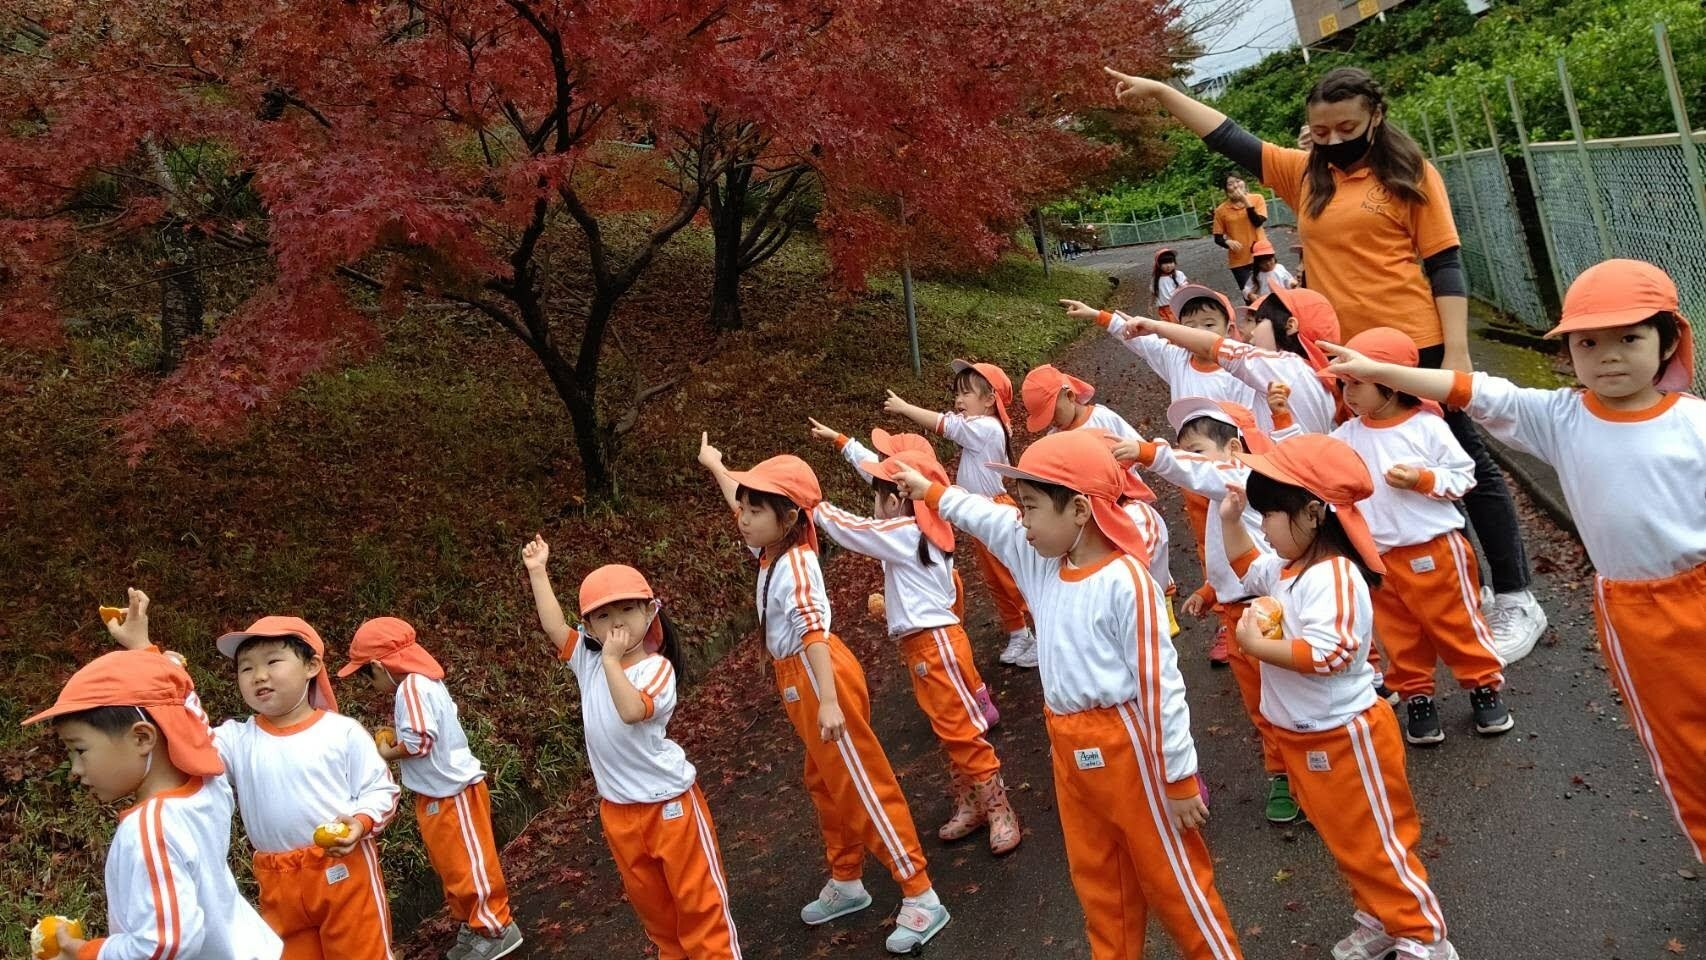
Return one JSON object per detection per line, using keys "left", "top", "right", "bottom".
{"left": 1291, "top": 0, "right": 1487, "bottom": 46}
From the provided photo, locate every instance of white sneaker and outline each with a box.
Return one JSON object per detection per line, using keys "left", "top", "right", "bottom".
{"left": 1012, "top": 630, "right": 1038, "bottom": 669}
{"left": 1487, "top": 590, "right": 1546, "bottom": 664}
{"left": 999, "top": 629, "right": 1030, "bottom": 665}
{"left": 800, "top": 881, "right": 872, "bottom": 925}
{"left": 461, "top": 925, "right": 523, "bottom": 960}
{"left": 1392, "top": 937, "right": 1459, "bottom": 960}
{"left": 1332, "top": 911, "right": 1396, "bottom": 960}
{"left": 885, "top": 901, "right": 950, "bottom": 953}
{"left": 1480, "top": 585, "right": 1495, "bottom": 611}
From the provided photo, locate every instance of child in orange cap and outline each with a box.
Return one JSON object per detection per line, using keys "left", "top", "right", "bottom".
{"left": 695, "top": 435, "right": 949, "bottom": 954}
{"left": 1325, "top": 327, "right": 1510, "bottom": 746}
{"left": 340, "top": 618, "right": 521, "bottom": 959}
{"left": 1241, "top": 239, "right": 1297, "bottom": 303}
{"left": 521, "top": 551, "right": 742, "bottom": 960}
{"left": 1114, "top": 399, "right": 1300, "bottom": 824}
{"left": 1020, "top": 363, "right": 1140, "bottom": 439}
{"left": 1325, "top": 257, "right": 1706, "bottom": 863}
{"left": 23, "top": 622, "right": 282, "bottom": 960}
{"left": 1085, "top": 429, "right": 1180, "bottom": 637}
{"left": 105, "top": 591, "right": 401, "bottom": 960}
{"left": 877, "top": 359, "right": 1037, "bottom": 668}
{"left": 808, "top": 442, "right": 1021, "bottom": 854}
{"left": 889, "top": 431, "right": 1243, "bottom": 960}
{"left": 1221, "top": 433, "right": 1457, "bottom": 960}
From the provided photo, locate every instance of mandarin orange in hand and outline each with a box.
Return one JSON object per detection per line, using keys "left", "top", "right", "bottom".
{"left": 32, "top": 916, "right": 84, "bottom": 959}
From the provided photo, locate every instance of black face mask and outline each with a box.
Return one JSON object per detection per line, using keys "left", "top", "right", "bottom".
{"left": 1316, "top": 127, "right": 1373, "bottom": 168}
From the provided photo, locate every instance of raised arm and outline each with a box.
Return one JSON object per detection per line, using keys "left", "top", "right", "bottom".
{"left": 1105, "top": 68, "right": 1263, "bottom": 177}
{"left": 521, "top": 536, "right": 574, "bottom": 657}
{"left": 698, "top": 432, "right": 741, "bottom": 511}
{"left": 1218, "top": 486, "right": 1259, "bottom": 565}
{"left": 888, "top": 461, "right": 1033, "bottom": 576}
{"left": 883, "top": 389, "right": 942, "bottom": 432}
{"left": 815, "top": 501, "right": 920, "bottom": 566}
{"left": 1321, "top": 343, "right": 1457, "bottom": 402}
{"left": 809, "top": 417, "right": 879, "bottom": 484}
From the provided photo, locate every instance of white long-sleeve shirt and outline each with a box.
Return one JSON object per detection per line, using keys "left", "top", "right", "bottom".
{"left": 1104, "top": 314, "right": 1272, "bottom": 430}
{"left": 934, "top": 412, "right": 1011, "bottom": 497}
{"left": 1456, "top": 373, "right": 1706, "bottom": 581}
{"left": 1140, "top": 443, "right": 1274, "bottom": 600}
{"left": 816, "top": 501, "right": 957, "bottom": 637}
{"left": 95, "top": 777, "right": 281, "bottom": 960}
{"left": 753, "top": 543, "right": 833, "bottom": 659}
{"left": 392, "top": 673, "right": 486, "bottom": 799}
{"left": 1331, "top": 409, "right": 1475, "bottom": 551}
{"left": 934, "top": 486, "right": 1198, "bottom": 786}
{"left": 1242, "top": 263, "right": 1296, "bottom": 301}
{"left": 1124, "top": 498, "right": 1174, "bottom": 592}
{"left": 1155, "top": 272, "right": 1188, "bottom": 307}
{"left": 1236, "top": 553, "right": 1378, "bottom": 733}
{"left": 213, "top": 711, "right": 400, "bottom": 853}
{"left": 565, "top": 631, "right": 695, "bottom": 805}
{"left": 1213, "top": 336, "right": 1338, "bottom": 435}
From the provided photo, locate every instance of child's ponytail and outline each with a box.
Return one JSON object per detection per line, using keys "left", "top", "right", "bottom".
{"left": 654, "top": 609, "right": 687, "bottom": 681}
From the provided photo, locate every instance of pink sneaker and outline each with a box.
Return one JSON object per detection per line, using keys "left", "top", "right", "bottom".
{"left": 1208, "top": 626, "right": 1231, "bottom": 667}
{"left": 975, "top": 684, "right": 1000, "bottom": 728}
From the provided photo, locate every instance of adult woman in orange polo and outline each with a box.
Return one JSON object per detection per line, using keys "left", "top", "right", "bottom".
{"left": 1103, "top": 65, "right": 1547, "bottom": 665}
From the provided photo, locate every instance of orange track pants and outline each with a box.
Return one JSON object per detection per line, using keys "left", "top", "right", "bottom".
{"left": 252, "top": 841, "right": 392, "bottom": 960}
{"left": 1376, "top": 531, "right": 1504, "bottom": 698}
{"left": 1595, "top": 562, "right": 1706, "bottom": 861}
{"left": 899, "top": 625, "right": 1000, "bottom": 782}
{"left": 1217, "top": 603, "right": 1283, "bottom": 775}
{"left": 972, "top": 493, "right": 1031, "bottom": 632}
{"left": 416, "top": 779, "right": 512, "bottom": 935}
{"left": 775, "top": 636, "right": 932, "bottom": 896}
{"left": 1273, "top": 704, "right": 1448, "bottom": 943}
{"left": 601, "top": 783, "right": 741, "bottom": 960}
{"left": 1046, "top": 704, "right": 1243, "bottom": 960}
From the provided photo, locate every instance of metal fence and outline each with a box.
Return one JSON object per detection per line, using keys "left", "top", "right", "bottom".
{"left": 1085, "top": 211, "right": 1201, "bottom": 248}
{"left": 1409, "top": 20, "right": 1706, "bottom": 389}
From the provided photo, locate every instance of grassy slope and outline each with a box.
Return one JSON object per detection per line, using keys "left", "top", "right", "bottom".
{"left": 0, "top": 231, "right": 1109, "bottom": 949}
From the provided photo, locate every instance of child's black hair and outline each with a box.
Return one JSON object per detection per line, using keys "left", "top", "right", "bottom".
{"left": 1152, "top": 250, "right": 1178, "bottom": 298}
{"left": 1177, "top": 415, "right": 1241, "bottom": 449}
{"left": 1013, "top": 477, "right": 1080, "bottom": 513}
{"left": 233, "top": 634, "right": 317, "bottom": 663}
{"left": 1633, "top": 311, "right": 1683, "bottom": 382}
{"left": 1245, "top": 471, "right": 1382, "bottom": 588}
{"left": 744, "top": 484, "right": 812, "bottom": 646}
{"left": 1251, "top": 291, "right": 1310, "bottom": 361}
{"left": 654, "top": 610, "right": 687, "bottom": 681}
{"left": 1253, "top": 253, "right": 1276, "bottom": 271}
{"left": 1179, "top": 296, "right": 1230, "bottom": 325}
{"left": 951, "top": 367, "right": 1015, "bottom": 465}
{"left": 1372, "top": 384, "right": 1424, "bottom": 410}
{"left": 871, "top": 477, "right": 947, "bottom": 568}
{"left": 53, "top": 704, "right": 157, "bottom": 738}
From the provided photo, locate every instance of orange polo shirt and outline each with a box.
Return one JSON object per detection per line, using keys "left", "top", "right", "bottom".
{"left": 1212, "top": 193, "right": 1268, "bottom": 268}
{"left": 1260, "top": 142, "right": 1460, "bottom": 347}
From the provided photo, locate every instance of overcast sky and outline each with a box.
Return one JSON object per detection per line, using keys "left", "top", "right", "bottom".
{"left": 1184, "top": 0, "right": 1302, "bottom": 81}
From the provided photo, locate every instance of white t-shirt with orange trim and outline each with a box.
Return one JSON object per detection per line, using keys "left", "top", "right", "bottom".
{"left": 815, "top": 501, "right": 957, "bottom": 638}
{"left": 1455, "top": 373, "right": 1706, "bottom": 581}
{"left": 752, "top": 543, "right": 833, "bottom": 659}
{"left": 565, "top": 631, "right": 695, "bottom": 805}
{"left": 212, "top": 710, "right": 401, "bottom": 854}
{"left": 934, "top": 486, "right": 1198, "bottom": 786}
{"left": 95, "top": 776, "right": 281, "bottom": 960}
{"left": 391, "top": 673, "right": 485, "bottom": 799}
{"left": 1104, "top": 314, "right": 1273, "bottom": 431}
{"left": 1213, "top": 336, "right": 1337, "bottom": 435}
{"left": 1051, "top": 403, "right": 1141, "bottom": 441}
{"left": 934, "top": 412, "right": 1011, "bottom": 497}
{"left": 1236, "top": 553, "right": 1378, "bottom": 734}
{"left": 1122, "top": 498, "right": 1174, "bottom": 593}
{"left": 1140, "top": 443, "right": 1274, "bottom": 601}
{"left": 1332, "top": 409, "right": 1475, "bottom": 551}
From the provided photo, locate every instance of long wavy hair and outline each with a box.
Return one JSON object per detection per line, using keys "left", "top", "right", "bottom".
{"left": 1303, "top": 67, "right": 1428, "bottom": 220}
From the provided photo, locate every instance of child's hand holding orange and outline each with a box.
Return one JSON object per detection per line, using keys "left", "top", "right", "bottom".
{"left": 102, "top": 587, "right": 151, "bottom": 651}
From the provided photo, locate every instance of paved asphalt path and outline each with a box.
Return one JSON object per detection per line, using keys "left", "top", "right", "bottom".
{"left": 471, "top": 234, "right": 1703, "bottom": 960}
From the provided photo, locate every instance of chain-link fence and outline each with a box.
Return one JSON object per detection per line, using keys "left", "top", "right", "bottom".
{"left": 1086, "top": 211, "right": 1201, "bottom": 248}
{"left": 1433, "top": 147, "right": 1549, "bottom": 330}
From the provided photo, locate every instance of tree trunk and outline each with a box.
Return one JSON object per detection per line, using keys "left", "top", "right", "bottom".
{"left": 707, "top": 165, "right": 750, "bottom": 331}
{"left": 157, "top": 224, "right": 204, "bottom": 374}
{"left": 1029, "top": 207, "right": 1050, "bottom": 278}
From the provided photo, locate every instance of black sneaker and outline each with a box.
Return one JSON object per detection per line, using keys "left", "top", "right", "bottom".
{"left": 1405, "top": 695, "right": 1445, "bottom": 745}
{"left": 1374, "top": 683, "right": 1401, "bottom": 706}
{"left": 1471, "top": 685, "right": 1514, "bottom": 736}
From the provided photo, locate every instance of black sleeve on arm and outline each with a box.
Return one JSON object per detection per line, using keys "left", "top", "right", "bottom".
{"left": 1203, "top": 118, "right": 1264, "bottom": 178}
{"left": 1213, "top": 234, "right": 1228, "bottom": 248}
{"left": 1245, "top": 207, "right": 1267, "bottom": 227}
{"left": 1423, "top": 246, "right": 1468, "bottom": 298}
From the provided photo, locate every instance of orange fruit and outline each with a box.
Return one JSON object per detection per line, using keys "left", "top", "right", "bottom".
{"left": 1250, "top": 596, "right": 1285, "bottom": 640}
{"left": 373, "top": 727, "right": 397, "bottom": 749}
{"left": 98, "top": 606, "right": 126, "bottom": 625}
{"left": 32, "top": 916, "right": 85, "bottom": 959}
{"left": 312, "top": 821, "right": 352, "bottom": 848}
{"left": 867, "top": 593, "right": 886, "bottom": 619}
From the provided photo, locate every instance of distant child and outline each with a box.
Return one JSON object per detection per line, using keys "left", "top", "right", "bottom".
{"left": 1113, "top": 287, "right": 1344, "bottom": 435}
{"left": 1221, "top": 433, "right": 1457, "bottom": 960}
{"left": 696, "top": 437, "right": 950, "bottom": 953}
{"left": 1325, "top": 327, "right": 1511, "bottom": 744}
{"left": 340, "top": 617, "right": 523, "bottom": 958}
{"left": 886, "top": 431, "right": 1243, "bottom": 960}
{"left": 1086, "top": 429, "right": 1180, "bottom": 637}
{"left": 880, "top": 359, "right": 1036, "bottom": 667}
{"left": 106, "top": 594, "right": 401, "bottom": 960}
{"left": 1241, "top": 240, "right": 1297, "bottom": 303}
{"left": 522, "top": 547, "right": 741, "bottom": 960}
{"left": 1153, "top": 248, "right": 1188, "bottom": 320}
{"left": 1115, "top": 400, "right": 1297, "bottom": 824}
{"left": 804, "top": 435, "right": 1021, "bottom": 854}
{"left": 1324, "top": 258, "right": 1706, "bottom": 863}
{"left": 1020, "top": 363, "right": 1140, "bottom": 440}
{"left": 25, "top": 612, "right": 282, "bottom": 960}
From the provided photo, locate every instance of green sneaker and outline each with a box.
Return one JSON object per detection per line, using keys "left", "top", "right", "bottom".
{"left": 1265, "top": 775, "right": 1303, "bottom": 824}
